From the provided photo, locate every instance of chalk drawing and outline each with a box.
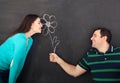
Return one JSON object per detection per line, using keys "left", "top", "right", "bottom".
{"left": 41, "top": 14, "right": 60, "bottom": 53}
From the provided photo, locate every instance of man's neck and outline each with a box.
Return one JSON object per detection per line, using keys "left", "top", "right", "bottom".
{"left": 97, "top": 43, "right": 110, "bottom": 53}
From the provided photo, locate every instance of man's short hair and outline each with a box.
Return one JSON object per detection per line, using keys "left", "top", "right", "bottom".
{"left": 93, "top": 27, "right": 112, "bottom": 43}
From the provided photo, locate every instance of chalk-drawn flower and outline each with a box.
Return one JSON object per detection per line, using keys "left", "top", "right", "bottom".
{"left": 41, "top": 14, "right": 60, "bottom": 53}
{"left": 41, "top": 14, "right": 57, "bottom": 35}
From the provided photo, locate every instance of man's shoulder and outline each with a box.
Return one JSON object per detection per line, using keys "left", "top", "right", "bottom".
{"left": 113, "top": 46, "right": 120, "bottom": 52}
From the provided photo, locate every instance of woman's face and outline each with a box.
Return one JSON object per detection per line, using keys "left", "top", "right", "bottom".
{"left": 31, "top": 17, "right": 43, "bottom": 33}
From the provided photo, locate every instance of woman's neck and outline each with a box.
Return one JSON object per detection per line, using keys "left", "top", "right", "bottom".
{"left": 25, "top": 31, "right": 34, "bottom": 39}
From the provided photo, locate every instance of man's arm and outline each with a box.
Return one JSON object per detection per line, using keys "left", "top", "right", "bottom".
{"left": 49, "top": 53, "right": 87, "bottom": 77}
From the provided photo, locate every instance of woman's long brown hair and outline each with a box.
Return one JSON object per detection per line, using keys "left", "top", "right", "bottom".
{"left": 0, "top": 14, "right": 40, "bottom": 44}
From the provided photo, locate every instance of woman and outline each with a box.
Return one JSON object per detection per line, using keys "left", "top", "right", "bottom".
{"left": 0, "top": 14, "right": 43, "bottom": 83}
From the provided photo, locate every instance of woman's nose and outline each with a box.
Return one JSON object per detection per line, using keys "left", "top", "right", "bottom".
{"left": 41, "top": 23, "right": 43, "bottom": 28}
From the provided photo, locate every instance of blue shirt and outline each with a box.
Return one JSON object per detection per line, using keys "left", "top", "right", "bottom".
{"left": 0, "top": 33, "right": 33, "bottom": 83}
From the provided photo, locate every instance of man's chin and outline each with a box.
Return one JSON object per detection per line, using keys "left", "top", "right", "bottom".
{"left": 92, "top": 45, "right": 95, "bottom": 48}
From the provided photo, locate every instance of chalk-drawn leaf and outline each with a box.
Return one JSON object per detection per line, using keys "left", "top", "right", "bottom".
{"left": 53, "top": 40, "right": 60, "bottom": 53}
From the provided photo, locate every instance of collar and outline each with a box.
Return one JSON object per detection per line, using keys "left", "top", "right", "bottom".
{"left": 106, "top": 45, "right": 114, "bottom": 53}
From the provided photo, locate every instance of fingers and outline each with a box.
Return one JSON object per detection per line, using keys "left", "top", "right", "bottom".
{"left": 49, "top": 53, "right": 56, "bottom": 56}
{"left": 49, "top": 54, "right": 54, "bottom": 62}
{"left": 49, "top": 53, "right": 57, "bottom": 57}
{"left": 49, "top": 53, "right": 55, "bottom": 62}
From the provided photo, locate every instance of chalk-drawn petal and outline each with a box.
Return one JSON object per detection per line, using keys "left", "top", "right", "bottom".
{"left": 50, "top": 21, "right": 57, "bottom": 28}
{"left": 43, "top": 14, "right": 50, "bottom": 22}
{"left": 49, "top": 26, "right": 56, "bottom": 33}
{"left": 49, "top": 15, "right": 56, "bottom": 22}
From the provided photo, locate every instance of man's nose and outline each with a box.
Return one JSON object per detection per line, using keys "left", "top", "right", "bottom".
{"left": 91, "top": 36, "right": 93, "bottom": 40}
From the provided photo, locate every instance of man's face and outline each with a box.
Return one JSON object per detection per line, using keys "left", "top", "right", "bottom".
{"left": 91, "top": 30, "right": 105, "bottom": 49}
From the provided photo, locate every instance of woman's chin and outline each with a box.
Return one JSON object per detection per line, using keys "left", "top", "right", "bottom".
{"left": 37, "top": 30, "right": 42, "bottom": 33}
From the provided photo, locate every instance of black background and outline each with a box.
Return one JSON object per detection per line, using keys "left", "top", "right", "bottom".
{"left": 0, "top": 0, "right": 120, "bottom": 83}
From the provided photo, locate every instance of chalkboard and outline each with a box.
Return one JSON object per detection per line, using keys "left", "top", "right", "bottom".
{"left": 0, "top": 0, "right": 120, "bottom": 83}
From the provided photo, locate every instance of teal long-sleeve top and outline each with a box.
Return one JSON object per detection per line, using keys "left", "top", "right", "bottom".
{"left": 0, "top": 33, "right": 33, "bottom": 83}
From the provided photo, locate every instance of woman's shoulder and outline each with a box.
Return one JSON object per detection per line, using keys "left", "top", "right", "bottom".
{"left": 12, "top": 33, "right": 25, "bottom": 38}
{"left": 9, "top": 33, "right": 26, "bottom": 42}
{"left": 11, "top": 33, "right": 33, "bottom": 42}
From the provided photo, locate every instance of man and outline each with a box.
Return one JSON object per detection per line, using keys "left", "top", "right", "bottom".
{"left": 49, "top": 27, "right": 120, "bottom": 83}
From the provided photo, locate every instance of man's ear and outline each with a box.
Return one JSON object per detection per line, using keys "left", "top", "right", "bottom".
{"left": 103, "top": 36, "right": 107, "bottom": 41}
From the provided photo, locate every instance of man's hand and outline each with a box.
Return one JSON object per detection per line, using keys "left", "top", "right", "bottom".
{"left": 49, "top": 53, "right": 59, "bottom": 63}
